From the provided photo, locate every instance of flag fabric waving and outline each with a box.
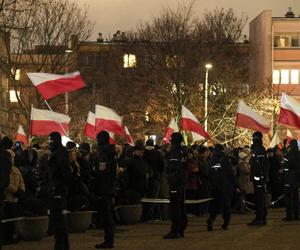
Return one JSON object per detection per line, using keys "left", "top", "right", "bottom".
{"left": 15, "top": 125, "right": 29, "bottom": 145}
{"left": 27, "top": 71, "right": 85, "bottom": 100}
{"left": 286, "top": 128, "right": 296, "bottom": 145}
{"left": 125, "top": 126, "right": 134, "bottom": 146}
{"left": 279, "top": 93, "right": 300, "bottom": 129}
{"left": 95, "top": 105, "right": 124, "bottom": 136}
{"left": 269, "top": 131, "right": 282, "bottom": 149}
{"left": 235, "top": 100, "right": 271, "bottom": 133}
{"left": 84, "top": 111, "right": 96, "bottom": 139}
{"left": 162, "top": 118, "right": 179, "bottom": 144}
{"left": 109, "top": 132, "right": 116, "bottom": 145}
{"left": 30, "top": 107, "right": 70, "bottom": 136}
{"left": 181, "top": 105, "right": 210, "bottom": 140}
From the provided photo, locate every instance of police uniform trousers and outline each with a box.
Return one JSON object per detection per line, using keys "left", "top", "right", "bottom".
{"left": 208, "top": 189, "right": 231, "bottom": 226}
{"left": 98, "top": 196, "right": 114, "bottom": 245}
{"left": 254, "top": 186, "right": 267, "bottom": 222}
{"left": 169, "top": 188, "right": 187, "bottom": 235}
{"left": 285, "top": 185, "right": 299, "bottom": 219}
{"left": 50, "top": 197, "right": 69, "bottom": 250}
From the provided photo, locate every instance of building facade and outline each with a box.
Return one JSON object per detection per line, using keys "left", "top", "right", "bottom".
{"left": 250, "top": 9, "right": 300, "bottom": 96}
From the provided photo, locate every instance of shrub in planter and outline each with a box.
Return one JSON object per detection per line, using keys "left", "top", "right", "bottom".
{"left": 116, "top": 190, "right": 142, "bottom": 225}
{"left": 16, "top": 198, "right": 49, "bottom": 241}
{"left": 67, "top": 195, "right": 92, "bottom": 233}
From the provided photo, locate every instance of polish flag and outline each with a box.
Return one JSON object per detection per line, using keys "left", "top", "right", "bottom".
{"left": 235, "top": 100, "right": 271, "bottom": 133}
{"left": 279, "top": 93, "right": 300, "bottom": 129}
{"left": 162, "top": 118, "right": 179, "bottom": 144}
{"left": 286, "top": 129, "right": 295, "bottom": 145}
{"left": 181, "top": 105, "right": 210, "bottom": 140}
{"left": 84, "top": 111, "right": 96, "bottom": 140}
{"left": 15, "top": 125, "right": 29, "bottom": 145}
{"left": 95, "top": 105, "right": 124, "bottom": 136}
{"left": 109, "top": 132, "right": 116, "bottom": 145}
{"left": 269, "top": 131, "right": 281, "bottom": 148}
{"left": 125, "top": 126, "right": 134, "bottom": 146}
{"left": 27, "top": 71, "right": 85, "bottom": 100}
{"left": 30, "top": 107, "right": 70, "bottom": 136}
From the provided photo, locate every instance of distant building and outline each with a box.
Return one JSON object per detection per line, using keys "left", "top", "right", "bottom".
{"left": 249, "top": 8, "right": 300, "bottom": 96}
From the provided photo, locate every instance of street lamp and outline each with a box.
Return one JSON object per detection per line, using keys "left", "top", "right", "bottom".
{"left": 204, "top": 63, "right": 212, "bottom": 134}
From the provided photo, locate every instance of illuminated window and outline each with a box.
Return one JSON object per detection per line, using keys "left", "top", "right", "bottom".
{"left": 281, "top": 69, "right": 289, "bottom": 84}
{"left": 291, "top": 69, "right": 299, "bottom": 84}
{"left": 11, "top": 68, "right": 21, "bottom": 80}
{"left": 123, "top": 54, "right": 137, "bottom": 68}
{"left": 272, "top": 70, "right": 280, "bottom": 84}
{"left": 9, "top": 90, "right": 20, "bottom": 102}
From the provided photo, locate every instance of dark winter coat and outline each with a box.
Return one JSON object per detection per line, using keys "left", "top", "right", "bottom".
{"left": 94, "top": 144, "right": 117, "bottom": 197}
{"left": 0, "top": 149, "right": 11, "bottom": 201}
{"left": 283, "top": 143, "right": 300, "bottom": 188}
{"left": 208, "top": 151, "right": 236, "bottom": 197}
{"left": 143, "top": 146, "right": 164, "bottom": 180}
{"left": 125, "top": 155, "right": 149, "bottom": 196}
{"left": 166, "top": 145, "right": 188, "bottom": 191}
{"left": 250, "top": 144, "right": 269, "bottom": 187}
{"left": 48, "top": 145, "right": 72, "bottom": 198}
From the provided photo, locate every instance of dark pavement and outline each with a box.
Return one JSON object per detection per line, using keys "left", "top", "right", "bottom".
{"left": 4, "top": 208, "right": 300, "bottom": 250}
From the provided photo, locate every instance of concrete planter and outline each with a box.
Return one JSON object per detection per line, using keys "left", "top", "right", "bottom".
{"left": 16, "top": 216, "right": 49, "bottom": 241}
{"left": 117, "top": 204, "right": 142, "bottom": 225}
{"left": 67, "top": 211, "right": 92, "bottom": 233}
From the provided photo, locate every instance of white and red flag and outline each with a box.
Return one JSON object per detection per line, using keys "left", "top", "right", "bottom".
{"left": 181, "top": 105, "right": 210, "bottom": 140}
{"left": 125, "top": 126, "right": 134, "bottom": 146}
{"left": 235, "top": 100, "right": 271, "bottom": 133}
{"left": 162, "top": 118, "right": 179, "bottom": 144}
{"left": 27, "top": 71, "right": 85, "bottom": 100}
{"left": 269, "top": 131, "right": 282, "bottom": 149}
{"left": 279, "top": 93, "right": 300, "bottom": 129}
{"left": 15, "top": 125, "right": 29, "bottom": 145}
{"left": 286, "top": 128, "right": 296, "bottom": 145}
{"left": 95, "top": 105, "right": 124, "bottom": 136}
{"left": 109, "top": 132, "right": 116, "bottom": 145}
{"left": 30, "top": 107, "right": 70, "bottom": 136}
{"left": 84, "top": 111, "right": 96, "bottom": 140}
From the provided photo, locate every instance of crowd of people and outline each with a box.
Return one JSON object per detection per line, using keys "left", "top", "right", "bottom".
{"left": 0, "top": 130, "right": 299, "bottom": 249}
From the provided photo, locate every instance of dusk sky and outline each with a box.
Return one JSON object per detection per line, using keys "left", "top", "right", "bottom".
{"left": 75, "top": 0, "right": 300, "bottom": 39}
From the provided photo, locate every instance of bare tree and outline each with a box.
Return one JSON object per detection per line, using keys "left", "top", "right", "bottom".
{"left": 0, "top": 0, "right": 94, "bottom": 133}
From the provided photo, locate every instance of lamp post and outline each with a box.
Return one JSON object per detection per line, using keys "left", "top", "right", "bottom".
{"left": 204, "top": 63, "right": 212, "bottom": 134}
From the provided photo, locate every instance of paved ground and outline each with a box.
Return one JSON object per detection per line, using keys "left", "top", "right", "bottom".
{"left": 4, "top": 208, "right": 300, "bottom": 250}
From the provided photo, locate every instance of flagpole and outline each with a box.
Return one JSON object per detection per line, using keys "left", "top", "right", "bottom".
{"left": 43, "top": 100, "right": 68, "bottom": 136}
{"left": 231, "top": 118, "right": 237, "bottom": 148}
{"left": 28, "top": 105, "right": 33, "bottom": 147}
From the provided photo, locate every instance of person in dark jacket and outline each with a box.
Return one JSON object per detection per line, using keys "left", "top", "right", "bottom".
{"left": 143, "top": 139, "right": 164, "bottom": 220}
{"left": 48, "top": 132, "right": 72, "bottom": 250}
{"left": 207, "top": 144, "right": 237, "bottom": 231}
{"left": 0, "top": 137, "right": 11, "bottom": 250}
{"left": 248, "top": 131, "right": 269, "bottom": 226}
{"left": 282, "top": 139, "right": 300, "bottom": 221}
{"left": 163, "top": 132, "right": 188, "bottom": 239}
{"left": 124, "top": 140, "right": 149, "bottom": 196}
{"left": 94, "top": 131, "right": 117, "bottom": 249}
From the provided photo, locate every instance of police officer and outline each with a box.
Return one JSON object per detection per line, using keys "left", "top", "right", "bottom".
{"left": 94, "top": 131, "right": 117, "bottom": 249}
{"left": 48, "top": 132, "right": 72, "bottom": 250}
{"left": 248, "top": 131, "right": 269, "bottom": 226}
{"left": 207, "top": 144, "right": 236, "bottom": 231}
{"left": 282, "top": 139, "right": 300, "bottom": 221}
{"left": 163, "top": 132, "right": 188, "bottom": 239}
